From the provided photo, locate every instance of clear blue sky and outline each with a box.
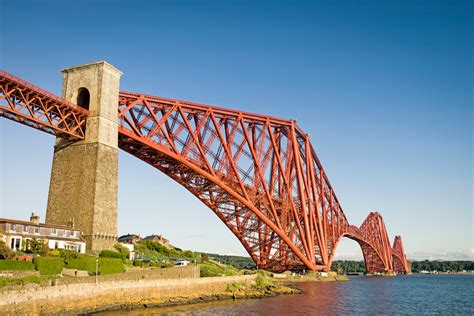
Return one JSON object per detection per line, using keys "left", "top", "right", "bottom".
{"left": 0, "top": 0, "right": 472, "bottom": 260}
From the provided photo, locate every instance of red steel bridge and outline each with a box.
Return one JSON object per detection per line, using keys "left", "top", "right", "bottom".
{"left": 0, "top": 69, "right": 409, "bottom": 274}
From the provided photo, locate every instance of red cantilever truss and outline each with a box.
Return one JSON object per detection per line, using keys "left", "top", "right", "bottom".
{"left": 0, "top": 70, "right": 88, "bottom": 140}
{"left": 0, "top": 70, "right": 409, "bottom": 273}
{"left": 392, "top": 235, "right": 409, "bottom": 273}
{"left": 117, "top": 91, "right": 409, "bottom": 273}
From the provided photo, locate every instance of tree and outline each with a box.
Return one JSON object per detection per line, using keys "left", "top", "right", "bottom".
{"left": 0, "top": 240, "right": 15, "bottom": 259}
{"left": 28, "top": 238, "right": 49, "bottom": 256}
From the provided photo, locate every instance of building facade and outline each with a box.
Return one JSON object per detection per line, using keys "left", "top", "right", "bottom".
{"left": 0, "top": 213, "right": 86, "bottom": 253}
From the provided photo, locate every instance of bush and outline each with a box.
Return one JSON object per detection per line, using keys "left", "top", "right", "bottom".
{"left": 49, "top": 249, "right": 61, "bottom": 257}
{"left": 66, "top": 257, "right": 124, "bottom": 275}
{"left": 34, "top": 257, "right": 64, "bottom": 275}
{"left": 99, "top": 250, "right": 125, "bottom": 261}
{"left": 0, "top": 260, "right": 34, "bottom": 271}
{"left": 27, "top": 238, "right": 49, "bottom": 256}
{"left": 0, "top": 241, "right": 15, "bottom": 259}
{"left": 254, "top": 270, "right": 273, "bottom": 289}
{"left": 114, "top": 244, "right": 130, "bottom": 257}
{"left": 66, "top": 257, "right": 96, "bottom": 273}
{"left": 59, "top": 249, "right": 83, "bottom": 259}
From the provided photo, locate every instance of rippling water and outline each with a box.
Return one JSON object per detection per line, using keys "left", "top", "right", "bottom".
{"left": 99, "top": 274, "right": 474, "bottom": 315}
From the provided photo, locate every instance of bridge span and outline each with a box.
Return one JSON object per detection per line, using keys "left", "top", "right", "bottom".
{"left": 0, "top": 62, "right": 409, "bottom": 274}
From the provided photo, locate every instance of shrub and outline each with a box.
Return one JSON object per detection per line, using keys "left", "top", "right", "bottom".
{"left": 59, "top": 249, "right": 83, "bottom": 259}
{"left": 226, "top": 281, "right": 247, "bottom": 293}
{"left": 114, "top": 244, "right": 130, "bottom": 257}
{"left": 66, "top": 257, "right": 96, "bottom": 273}
{"left": 99, "top": 250, "right": 125, "bottom": 261}
{"left": 254, "top": 270, "right": 273, "bottom": 289}
{"left": 0, "top": 260, "right": 34, "bottom": 271}
{"left": 49, "top": 249, "right": 61, "bottom": 257}
{"left": 28, "top": 238, "right": 49, "bottom": 256}
{"left": 34, "top": 257, "right": 64, "bottom": 275}
{"left": 0, "top": 241, "right": 15, "bottom": 259}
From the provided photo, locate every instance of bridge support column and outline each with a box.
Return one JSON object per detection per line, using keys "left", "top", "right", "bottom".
{"left": 46, "top": 61, "right": 122, "bottom": 251}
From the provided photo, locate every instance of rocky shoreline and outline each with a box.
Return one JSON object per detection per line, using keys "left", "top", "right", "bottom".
{"left": 88, "top": 284, "right": 300, "bottom": 315}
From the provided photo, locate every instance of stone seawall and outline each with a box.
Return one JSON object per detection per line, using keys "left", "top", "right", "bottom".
{"left": 0, "top": 274, "right": 257, "bottom": 314}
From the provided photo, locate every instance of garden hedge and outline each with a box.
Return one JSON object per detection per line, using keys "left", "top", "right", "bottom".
{"left": 33, "top": 257, "right": 64, "bottom": 275}
{"left": 99, "top": 250, "right": 126, "bottom": 260}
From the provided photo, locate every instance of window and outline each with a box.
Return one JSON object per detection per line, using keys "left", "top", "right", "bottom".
{"left": 77, "top": 87, "right": 90, "bottom": 110}
{"left": 23, "top": 225, "right": 28, "bottom": 233}
{"left": 51, "top": 228, "right": 57, "bottom": 235}
{"left": 10, "top": 237, "right": 21, "bottom": 251}
{"left": 55, "top": 242, "right": 59, "bottom": 249}
{"left": 10, "top": 224, "right": 16, "bottom": 231}
{"left": 34, "top": 227, "right": 40, "bottom": 234}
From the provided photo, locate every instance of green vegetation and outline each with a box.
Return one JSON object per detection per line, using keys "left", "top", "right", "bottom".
{"left": 331, "top": 260, "right": 474, "bottom": 273}
{"left": 114, "top": 243, "right": 130, "bottom": 257}
{"left": 331, "top": 260, "right": 366, "bottom": 273}
{"left": 98, "top": 258, "right": 125, "bottom": 275}
{"left": 65, "top": 257, "right": 124, "bottom": 275}
{"left": 0, "top": 275, "right": 48, "bottom": 289}
{"left": 0, "top": 240, "right": 15, "bottom": 259}
{"left": 34, "top": 256, "right": 64, "bottom": 275}
{"left": 199, "top": 261, "right": 240, "bottom": 277}
{"left": 27, "top": 238, "right": 50, "bottom": 256}
{"left": 99, "top": 250, "right": 126, "bottom": 261}
{"left": 0, "top": 259, "right": 34, "bottom": 271}
{"left": 254, "top": 270, "right": 273, "bottom": 289}
{"left": 411, "top": 260, "right": 474, "bottom": 272}
{"left": 201, "top": 253, "right": 256, "bottom": 270}
{"left": 135, "top": 241, "right": 198, "bottom": 261}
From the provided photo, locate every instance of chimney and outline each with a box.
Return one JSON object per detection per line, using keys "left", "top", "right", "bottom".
{"left": 30, "top": 212, "right": 40, "bottom": 225}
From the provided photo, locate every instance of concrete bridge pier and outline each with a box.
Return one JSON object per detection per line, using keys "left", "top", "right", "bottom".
{"left": 45, "top": 61, "right": 122, "bottom": 251}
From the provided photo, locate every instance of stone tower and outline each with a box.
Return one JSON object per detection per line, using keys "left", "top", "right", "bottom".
{"left": 46, "top": 61, "right": 122, "bottom": 251}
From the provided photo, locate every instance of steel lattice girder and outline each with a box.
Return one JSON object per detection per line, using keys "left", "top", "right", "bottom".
{"left": 0, "top": 69, "right": 409, "bottom": 273}
{"left": 329, "top": 212, "right": 395, "bottom": 274}
{"left": 117, "top": 91, "right": 402, "bottom": 272}
{"left": 0, "top": 70, "right": 89, "bottom": 140}
{"left": 392, "top": 236, "right": 409, "bottom": 273}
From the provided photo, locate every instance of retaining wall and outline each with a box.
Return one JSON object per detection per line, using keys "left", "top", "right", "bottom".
{"left": 0, "top": 274, "right": 256, "bottom": 314}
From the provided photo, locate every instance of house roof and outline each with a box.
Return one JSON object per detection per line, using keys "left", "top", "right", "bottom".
{"left": 0, "top": 217, "right": 81, "bottom": 231}
{"left": 118, "top": 234, "right": 141, "bottom": 239}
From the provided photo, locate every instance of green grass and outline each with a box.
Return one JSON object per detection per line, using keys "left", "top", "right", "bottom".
{"left": 199, "top": 261, "right": 240, "bottom": 277}
{"left": 0, "top": 275, "right": 53, "bottom": 289}
{"left": 0, "top": 260, "right": 34, "bottom": 271}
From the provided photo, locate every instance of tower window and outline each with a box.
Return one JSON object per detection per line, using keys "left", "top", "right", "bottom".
{"left": 77, "top": 87, "right": 90, "bottom": 110}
